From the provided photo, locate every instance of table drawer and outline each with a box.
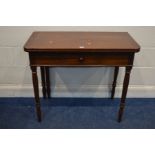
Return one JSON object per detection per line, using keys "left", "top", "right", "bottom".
{"left": 29, "top": 52, "right": 133, "bottom": 66}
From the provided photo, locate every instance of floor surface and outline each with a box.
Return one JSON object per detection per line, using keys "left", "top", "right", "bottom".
{"left": 0, "top": 98, "right": 155, "bottom": 129}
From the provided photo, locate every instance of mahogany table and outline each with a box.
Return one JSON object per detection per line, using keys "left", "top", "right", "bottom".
{"left": 24, "top": 32, "right": 140, "bottom": 122}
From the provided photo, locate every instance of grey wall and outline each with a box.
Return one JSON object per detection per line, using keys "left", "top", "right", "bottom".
{"left": 0, "top": 26, "right": 155, "bottom": 97}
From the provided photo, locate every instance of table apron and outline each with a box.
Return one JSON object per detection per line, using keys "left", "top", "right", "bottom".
{"left": 29, "top": 52, "right": 134, "bottom": 66}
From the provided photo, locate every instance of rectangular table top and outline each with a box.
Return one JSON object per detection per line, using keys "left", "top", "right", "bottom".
{"left": 24, "top": 32, "right": 140, "bottom": 53}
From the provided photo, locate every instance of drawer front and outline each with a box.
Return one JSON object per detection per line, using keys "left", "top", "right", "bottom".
{"left": 29, "top": 52, "right": 134, "bottom": 66}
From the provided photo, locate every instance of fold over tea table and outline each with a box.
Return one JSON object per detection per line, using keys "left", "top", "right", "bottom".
{"left": 24, "top": 32, "right": 140, "bottom": 122}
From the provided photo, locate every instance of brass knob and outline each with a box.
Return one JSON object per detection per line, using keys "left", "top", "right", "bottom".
{"left": 79, "top": 57, "right": 84, "bottom": 62}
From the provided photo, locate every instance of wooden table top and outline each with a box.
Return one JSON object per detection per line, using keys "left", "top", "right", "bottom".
{"left": 24, "top": 32, "right": 140, "bottom": 52}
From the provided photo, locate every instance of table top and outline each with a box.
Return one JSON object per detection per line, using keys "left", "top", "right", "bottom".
{"left": 24, "top": 32, "right": 140, "bottom": 53}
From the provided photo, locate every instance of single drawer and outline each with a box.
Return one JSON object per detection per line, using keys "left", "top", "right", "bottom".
{"left": 29, "top": 52, "right": 134, "bottom": 66}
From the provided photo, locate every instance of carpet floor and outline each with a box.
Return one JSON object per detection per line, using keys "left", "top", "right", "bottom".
{"left": 0, "top": 98, "right": 155, "bottom": 129}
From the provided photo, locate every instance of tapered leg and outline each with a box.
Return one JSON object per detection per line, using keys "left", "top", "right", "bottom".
{"left": 40, "top": 66, "right": 47, "bottom": 99}
{"left": 31, "top": 66, "right": 42, "bottom": 122}
{"left": 45, "top": 67, "right": 51, "bottom": 98}
{"left": 118, "top": 66, "right": 132, "bottom": 122}
{"left": 111, "top": 66, "right": 119, "bottom": 99}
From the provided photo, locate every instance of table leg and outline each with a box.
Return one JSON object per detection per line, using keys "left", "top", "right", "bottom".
{"left": 111, "top": 66, "right": 119, "bottom": 99}
{"left": 40, "top": 66, "right": 47, "bottom": 99}
{"left": 31, "top": 66, "right": 42, "bottom": 122}
{"left": 118, "top": 66, "right": 132, "bottom": 122}
{"left": 45, "top": 67, "right": 51, "bottom": 98}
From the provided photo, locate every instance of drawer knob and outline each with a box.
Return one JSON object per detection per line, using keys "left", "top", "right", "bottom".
{"left": 79, "top": 57, "right": 84, "bottom": 62}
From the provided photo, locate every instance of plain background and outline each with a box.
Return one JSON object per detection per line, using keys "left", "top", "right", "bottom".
{"left": 0, "top": 26, "right": 155, "bottom": 98}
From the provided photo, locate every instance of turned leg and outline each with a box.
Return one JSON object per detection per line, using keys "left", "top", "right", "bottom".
{"left": 111, "top": 66, "right": 119, "bottom": 99}
{"left": 118, "top": 66, "right": 132, "bottom": 122}
{"left": 40, "top": 66, "right": 47, "bottom": 99}
{"left": 45, "top": 67, "right": 51, "bottom": 98}
{"left": 31, "top": 66, "right": 42, "bottom": 122}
